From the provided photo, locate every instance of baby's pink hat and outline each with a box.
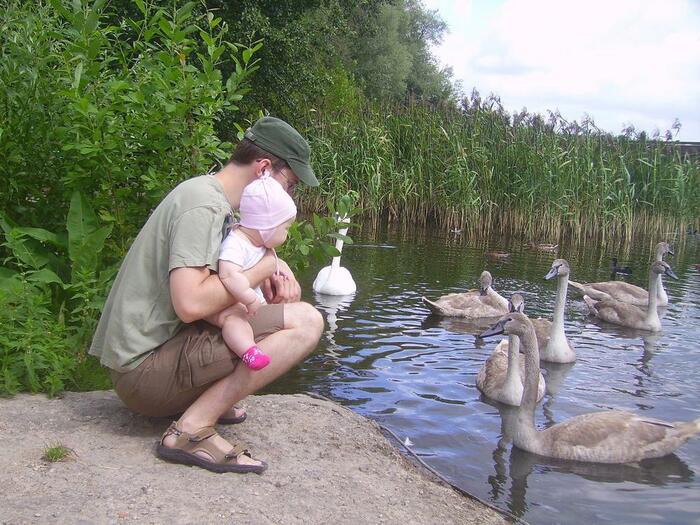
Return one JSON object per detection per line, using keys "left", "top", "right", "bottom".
{"left": 239, "top": 174, "right": 297, "bottom": 233}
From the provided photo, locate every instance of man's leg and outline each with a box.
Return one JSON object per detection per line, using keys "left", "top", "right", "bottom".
{"left": 162, "top": 301, "right": 323, "bottom": 465}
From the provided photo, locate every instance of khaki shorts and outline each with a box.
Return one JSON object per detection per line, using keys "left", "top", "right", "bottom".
{"left": 110, "top": 304, "right": 284, "bottom": 417}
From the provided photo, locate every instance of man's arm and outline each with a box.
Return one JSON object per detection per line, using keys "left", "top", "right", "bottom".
{"left": 170, "top": 251, "right": 276, "bottom": 323}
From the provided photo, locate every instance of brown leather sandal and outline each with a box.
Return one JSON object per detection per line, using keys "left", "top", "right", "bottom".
{"left": 155, "top": 422, "right": 267, "bottom": 474}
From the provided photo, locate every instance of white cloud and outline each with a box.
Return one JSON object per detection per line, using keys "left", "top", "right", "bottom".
{"left": 423, "top": 0, "right": 700, "bottom": 139}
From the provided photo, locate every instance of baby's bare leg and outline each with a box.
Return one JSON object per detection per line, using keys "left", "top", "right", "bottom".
{"left": 204, "top": 305, "right": 255, "bottom": 359}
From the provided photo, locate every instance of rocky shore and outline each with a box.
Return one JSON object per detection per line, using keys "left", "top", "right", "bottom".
{"left": 0, "top": 391, "right": 508, "bottom": 525}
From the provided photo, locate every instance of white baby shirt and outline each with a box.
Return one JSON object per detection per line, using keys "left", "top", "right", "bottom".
{"left": 219, "top": 230, "right": 267, "bottom": 302}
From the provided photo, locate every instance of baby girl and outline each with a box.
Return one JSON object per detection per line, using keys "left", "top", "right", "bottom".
{"left": 206, "top": 172, "right": 296, "bottom": 370}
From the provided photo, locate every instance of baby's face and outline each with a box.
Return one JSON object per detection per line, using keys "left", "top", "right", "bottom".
{"left": 264, "top": 217, "right": 295, "bottom": 248}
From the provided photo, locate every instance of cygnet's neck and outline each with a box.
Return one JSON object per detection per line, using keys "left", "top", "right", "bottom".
{"left": 551, "top": 273, "right": 568, "bottom": 336}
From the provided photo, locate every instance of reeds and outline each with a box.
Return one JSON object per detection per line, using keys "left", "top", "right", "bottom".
{"left": 299, "top": 93, "right": 699, "bottom": 241}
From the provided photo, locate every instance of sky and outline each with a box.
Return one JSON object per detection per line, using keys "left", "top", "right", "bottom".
{"left": 422, "top": 0, "right": 700, "bottom": 140}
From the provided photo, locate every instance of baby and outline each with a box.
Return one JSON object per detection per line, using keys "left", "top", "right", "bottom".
{"left": 206, "top": 172, "right": 296, "bottom": 370}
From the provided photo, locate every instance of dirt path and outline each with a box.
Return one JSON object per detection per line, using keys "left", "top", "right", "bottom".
{"left": 0, "top": 391, "right": 508, "bottom": 525}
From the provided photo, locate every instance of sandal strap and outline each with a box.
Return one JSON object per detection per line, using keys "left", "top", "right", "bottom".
{"left": 160, "top": 421, "right": 182, "bottom": 445}
{"left": 225, "top": 442, "right": 251, "bottom": 460}
{"left": 187, "top": 426, "right": 217, "bottom": 442}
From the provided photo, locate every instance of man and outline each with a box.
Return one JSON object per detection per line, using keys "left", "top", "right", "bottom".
{"left": 90, "top": 117, "right": 324, "bottom": 473}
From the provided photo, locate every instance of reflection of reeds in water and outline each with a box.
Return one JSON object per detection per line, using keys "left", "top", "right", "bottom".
{"left": 299, "top": 97, "right": 699, "bottom": 241}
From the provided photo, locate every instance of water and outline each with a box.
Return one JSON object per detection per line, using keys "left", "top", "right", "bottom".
{"left": 265, "top": 227, "right": 700, "bottom": 525}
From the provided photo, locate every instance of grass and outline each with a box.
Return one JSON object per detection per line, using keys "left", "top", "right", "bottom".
{"left": 42, "top": 443, "right": 74, "bottom": 463}
{"left": 299, "top": 94, "right": 699, "bottom": 241}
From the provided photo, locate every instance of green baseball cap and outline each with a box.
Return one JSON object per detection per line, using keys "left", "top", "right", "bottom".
{"left": 244, "top": 116, "right": 319, "bottom": 187}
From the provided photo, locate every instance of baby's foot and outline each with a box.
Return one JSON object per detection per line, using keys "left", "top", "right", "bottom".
{"left": 241, "top": 345, "right": 271, "bottom": 370}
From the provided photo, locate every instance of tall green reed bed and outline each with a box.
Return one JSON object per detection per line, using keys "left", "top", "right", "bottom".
{"left": 302, "top": 96, "right": 699, "bottom": 240}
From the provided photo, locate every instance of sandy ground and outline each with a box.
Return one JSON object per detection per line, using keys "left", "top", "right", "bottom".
{"left": 0, "top": 391, "right": 508, "bottom": 525}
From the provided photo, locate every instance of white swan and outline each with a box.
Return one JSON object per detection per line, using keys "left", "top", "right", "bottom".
{"left": 584, "top": 261, "right": 678, "bottom": 332}
{"left": 480, "top": 312, "right": 700, "bottom": 463}
{"left": 422, "top": 271, "right": 509, "bottom": 318}
{"left": 476, "top": 295, "right": 545, "bottom": 406}
{"left": 313, "top": 221, "right": 356, "bottom": 295}
{"left": 570, "top": 242, "right": 673, "bottom": 306}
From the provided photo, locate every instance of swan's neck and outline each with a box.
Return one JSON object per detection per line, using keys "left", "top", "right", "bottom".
{"left": 653, "top": 248, "right": 668, "bottom": 302}
{"left": 486, "top": 286, "right": 508, "bottom": 308}
{"left": 504, "top": 334, "right": 520, "bottom": 389}
{"left": 331, "top": 227, "right": 349, "bottom": 270}
{"left": 654, "top": 247, "right": 664, "bottom": 262}
{"left": 551, "top": 274, "right": 568, "bottom": 336}
{"left": 515, "top": 328, "right": 541, "bottom": 445}
{"left": 646, "top": 268, "right": 660, "bottom": 323}
{"left": 519, "top": 329, "right": 541, "bottom": 412}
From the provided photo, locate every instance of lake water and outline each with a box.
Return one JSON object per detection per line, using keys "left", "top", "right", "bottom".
{"left": 265, "top": 226, "right": 700, "bottom": 525}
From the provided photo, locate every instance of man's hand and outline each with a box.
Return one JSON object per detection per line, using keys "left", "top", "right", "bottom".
{"left": 262, "top": 259, "right": 301, "bottom": 303}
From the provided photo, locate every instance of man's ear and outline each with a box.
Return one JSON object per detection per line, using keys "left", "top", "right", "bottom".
{"left": 255, "top": 158, "right": 273, "bottom": 178}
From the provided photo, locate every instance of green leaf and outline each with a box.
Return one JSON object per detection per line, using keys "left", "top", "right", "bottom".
{"left": 0, "top": 267, "right": 19, "bottom": 290}
{"left": 72, "top": 62, "right": 83, "bottom": 91}
{"left": 27, "top": 268, "right": 66, "bottom": 288}
{"left": 158, "top": 18, "right": 172, "bottom": 36}
{"left": 328, "top": 233, "right": 353, "bottom": 244}
{"left": 84, "top": 9, "right": 99, "bottom": 33}
{"left": 70, "top": 225, "right": 112, "bottom": 276}
{"left": 67, "top": 191, "right": 106, "bottom": 272}
{"left": 14, "top": 227, "right": 67, "bottom": 249}
{"left": 134, "top": 0, "right": 147, "bottom": 16}
{"left": 4, "top": 232, "right": 50, "bottom": 270}
{"left": 322, "top": 244, "right": 341, "bottom": 257}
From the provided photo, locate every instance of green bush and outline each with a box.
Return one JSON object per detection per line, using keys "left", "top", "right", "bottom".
{"left": 0, "top": 277, "right": 76, "bottom": 396}
{"left": 0, "top": 0, "right": 261, "bottom": 257}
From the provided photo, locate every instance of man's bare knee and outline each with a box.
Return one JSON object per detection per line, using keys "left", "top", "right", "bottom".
{"left": 286, "top": 302, "right": 324, "bottom": 342}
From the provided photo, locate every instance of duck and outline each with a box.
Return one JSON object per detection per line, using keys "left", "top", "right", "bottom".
{"left": 610, "top": 257, "right": 632, "bottom": 277}
{"left": 422, "top": 271, "right": 509, "bottom": 318}
{"left": 479, "top": 312, "right": 700, "bottom": 463}
{"left": 583, "top": 261, "right": 678, "bottom": 332}
{"left": 570, "top": 242, "right": 673, "bottom": 306}
{"left": 312, "top": 219, "right": 356, "bottom": 295}
{"left": 485, "top": 251, "right": 510, "bottom": 260}
{"left": 476, "top": 294, "right": 546, "bottom": 406}
{"left": 528, "top": 241, "right": 558, "bottom": 252}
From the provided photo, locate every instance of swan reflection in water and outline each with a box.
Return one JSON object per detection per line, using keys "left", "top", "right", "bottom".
{"left": 314, "top": 292, "right": 355, "bottom": 358}
{"left": 485, "top": 401, "right": 695, "bottom": 519}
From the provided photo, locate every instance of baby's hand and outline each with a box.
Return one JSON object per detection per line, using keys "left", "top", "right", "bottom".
{"left": 245, "top": 298, "right": 261, "bottom": 317}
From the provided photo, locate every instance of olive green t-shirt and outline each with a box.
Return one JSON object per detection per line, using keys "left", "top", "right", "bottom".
{"left": 89, "top": 175, "right": 232, "bottom": 371}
